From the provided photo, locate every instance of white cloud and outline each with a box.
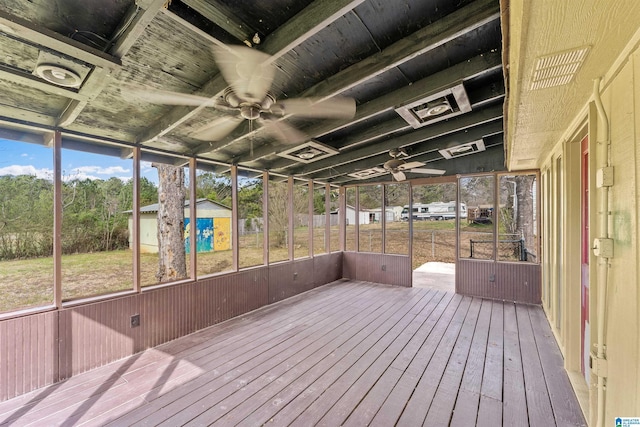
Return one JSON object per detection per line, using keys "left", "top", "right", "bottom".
{"left": 20, "top": 153, "right": 28, "bottom": 157}
{"left": 0, "top": 164, "right": 53, "bottom": 180}
{"left": 73, "top": 165, "right": 130, "bottom": 175}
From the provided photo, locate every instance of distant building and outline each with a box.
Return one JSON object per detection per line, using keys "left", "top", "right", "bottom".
{"left": 330, "top": 205, "right": 370, "bottom": 225}
{"left": 126, "top": 199, "right": 232, "bottom": 253}
{"left": 362, "top": 207, "right": 396, "bottom": 223}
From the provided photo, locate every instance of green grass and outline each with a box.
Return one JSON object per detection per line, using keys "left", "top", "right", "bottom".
{"left": 0, "top": 221, "right": 504, "bottom": 314}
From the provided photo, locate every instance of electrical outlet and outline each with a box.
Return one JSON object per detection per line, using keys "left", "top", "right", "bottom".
{"left": 381, "top": 265, "right": 386, "bottom": 271}
{"left": 293, "top": 272, "right": 298, "bottom": 280}
{"left": 130, "top": 314, "right": 140, "bottom": 328}
{"left": 489, "top": 273, "right": 495, "bottom": 282}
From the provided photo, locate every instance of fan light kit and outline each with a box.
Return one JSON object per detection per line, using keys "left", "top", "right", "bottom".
{"left": 395, "top": 83, "right": 471, "bottom": 129}
{"left": 277, "top": 140, "right": 339, "bottom": 164}
{"left": 416, "top": 99, "right": 452, "bottom": 118}
{"left": 35, "top": 64, "right": 82, "bottom": 88}
{"left": 438, "top": 139, "right": 485, "bottom": 159}
{"left": 297, "top": 150, "right": 318, "bottom": 160}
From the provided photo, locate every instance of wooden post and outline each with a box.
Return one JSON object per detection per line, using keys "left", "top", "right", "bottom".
{"left": 262, "top": 171, "right": 269, "bottom": 265}
{"left": 52, "top": 131, "right": 62, "bottom": 308}
{"left": 288, "top": 176, "right": 294, "bottom": 261}
{"left": 231, "top": 165, "right": 239, "bottom": 271}
{"left": 189, "top": 158, "right": 197, "bottom": 280}
{"left": 325, "top": 183, "right": 331, "bottom": 253}
{"left": 132, "top": 146, "right": 141, "bottom": 292}
{"left": 308, "top": 179, "right": 314, "bottom": 258}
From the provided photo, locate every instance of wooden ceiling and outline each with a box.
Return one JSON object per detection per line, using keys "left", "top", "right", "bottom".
{"left": 0, "top": 0, "right": 505, "bottom": 184}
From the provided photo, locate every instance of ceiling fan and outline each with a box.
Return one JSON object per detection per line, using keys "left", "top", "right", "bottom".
{"left": 383, "top": 148, "right": 446, "bottom": 181}
{"left": 126, "top": 44, "right": 356, "bottom": 145}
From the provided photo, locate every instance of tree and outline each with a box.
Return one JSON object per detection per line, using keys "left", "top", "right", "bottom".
{"left": 313, "top": 189, "right": 326, "bottom": 214}
{"left": 268, "top": 180, "right": 289, "bottom": 247}
{"left": 238, "top": 178, "right": 263, "bottom": 231}
{"left": 195, "top": 172, "right": 232, "bottom": 206}
{"left": 357, "top": 185, "right": 382, "bottom": 209}
{"left": 514, "top": 175, "right": 536, "bottom": 257}
{"left": 139, "top": 177, "right": 159, "bottom": 206}
{"left": 154, "top": 163, "right": 187, "bottom": 282}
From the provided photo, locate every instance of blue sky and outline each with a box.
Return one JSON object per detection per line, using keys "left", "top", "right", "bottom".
{"left": 0, "top": 139, "right": 159, "bottom": 183}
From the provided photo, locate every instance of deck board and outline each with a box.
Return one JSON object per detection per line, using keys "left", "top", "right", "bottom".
{"left": 0, "top": 281, "right": 587, "bottom": 427}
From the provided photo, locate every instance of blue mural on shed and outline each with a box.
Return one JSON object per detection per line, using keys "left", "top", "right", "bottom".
{"left": 184, "top": 217, "right": 214, "bottom": 253}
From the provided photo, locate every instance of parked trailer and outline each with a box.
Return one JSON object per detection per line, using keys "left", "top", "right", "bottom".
{"left": 400, "top": 201, "right": 467, "bottom": 221}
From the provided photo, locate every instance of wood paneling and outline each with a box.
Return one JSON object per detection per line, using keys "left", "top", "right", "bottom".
{"left": 269, "top": 259, "right": 315, "bottom": 303}
{"left": 343, "top": 252, "right": 412, "bottom": 287}
{"left": 0, "top": 311, "right": 58, "bottom": 401}
{"left": 0, "top": 282, "right": 585, "bottom": 426}
{"left": 0, "top": 257, "right": 341, "bottom": 402}
{"left": 457, "top": 259, "right": 541, "bottom": 304}
{"left": 314, "top": 252, "right": 343, "bottom": 286}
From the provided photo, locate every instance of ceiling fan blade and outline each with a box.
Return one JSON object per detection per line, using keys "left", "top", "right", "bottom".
{"left": 261, "top": 119, "right": 308, "bottom": 145}
{"left": 392, "top": 171, "right": 406, "bottom": 181}
{"left": 397, "top": 161, "right": 425, "bottom": 171}
{"left": 212, "top": 44, "right": 275, "bottom": 103}
{"left": 411, "top": 168, "right": 446, "bottom": 175}
{"left": 271, "top": 96, "right": 356, "bottom": 119}
{"left": 191, "top": 116, "right": 243, "bottom": 141}
{"left": 124, "top": 86, "right": 218, "bottom": 107}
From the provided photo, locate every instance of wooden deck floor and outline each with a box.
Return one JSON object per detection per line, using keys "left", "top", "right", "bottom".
{"left": 0, "top": 281, "right": 586, "bottom": 426}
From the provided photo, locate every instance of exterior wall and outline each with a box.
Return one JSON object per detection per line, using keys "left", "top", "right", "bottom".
{"left": 0, "top": 253, "right": 343, "bottom": 402}
{"left": 541, "top": 34, "right": 640, "bottom": 423}
{"left": 138, "top": 212, "right": 158, "bottom": 253}
{"left": 344, "top": 207, "right": 369, "bottom": 225}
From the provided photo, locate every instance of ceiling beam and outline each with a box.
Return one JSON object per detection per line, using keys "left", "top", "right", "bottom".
{"left": 261, "top": 81, "right": 505, "bottom": 171}
{"left": 309, "top": 119, "right": 504, "bottom": 181}
{"left": 333, "top": 142, "right": 505, "bottom": 185}
{"left": 136, "top": 0, "right": 367, "bottom": 144}
{"left": 200, "top": 0, "right": 500, "bottom": 157}
{"left": 181, "top": 0, "right": 256, "bottom": 46}
{"left": 56, "top": 0, "right": 167, "bottom": 127}
{"left": 272, "top": 103, "right": 504, "bottom": 175}
{"left": 235, "top": 51, "right": 503, "bottom": 165}
{"left": 260, "top": 0, "right": 368, "bottom": 62}
{"left": 57, "top": 66, "right": 112, "bottom": 126}
{"left": 299, "top": 0, "right": 498, "bottom": 99}
{"left": 109, "top": 0, "right": 168, "bottom": 58}
{"left": 0, "top": 10, "right": 121, "bottom": 71}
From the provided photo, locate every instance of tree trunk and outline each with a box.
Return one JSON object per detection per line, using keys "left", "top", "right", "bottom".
{"left": 154, "top": 163, "right": 187, "bottom": 282}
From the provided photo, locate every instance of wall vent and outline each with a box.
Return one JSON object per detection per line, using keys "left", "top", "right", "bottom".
{"left": 277, "top": 140, "right": 338, "bottom": 163}
{"left": 438, "top": 139, "right": 485, "bottom": 159}
{"left": 347, "top": 167, "right": 387, "bottom": 180}
{"left": 395, "top": 83, "right": 471, "bottom": 129}
{"left": 530, "top": 46, "right": 590, "bottom": 90}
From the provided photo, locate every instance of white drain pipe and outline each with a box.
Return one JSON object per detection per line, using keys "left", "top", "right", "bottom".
{"left": 592, "top": 77, "right": 611, "bottom": 427}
